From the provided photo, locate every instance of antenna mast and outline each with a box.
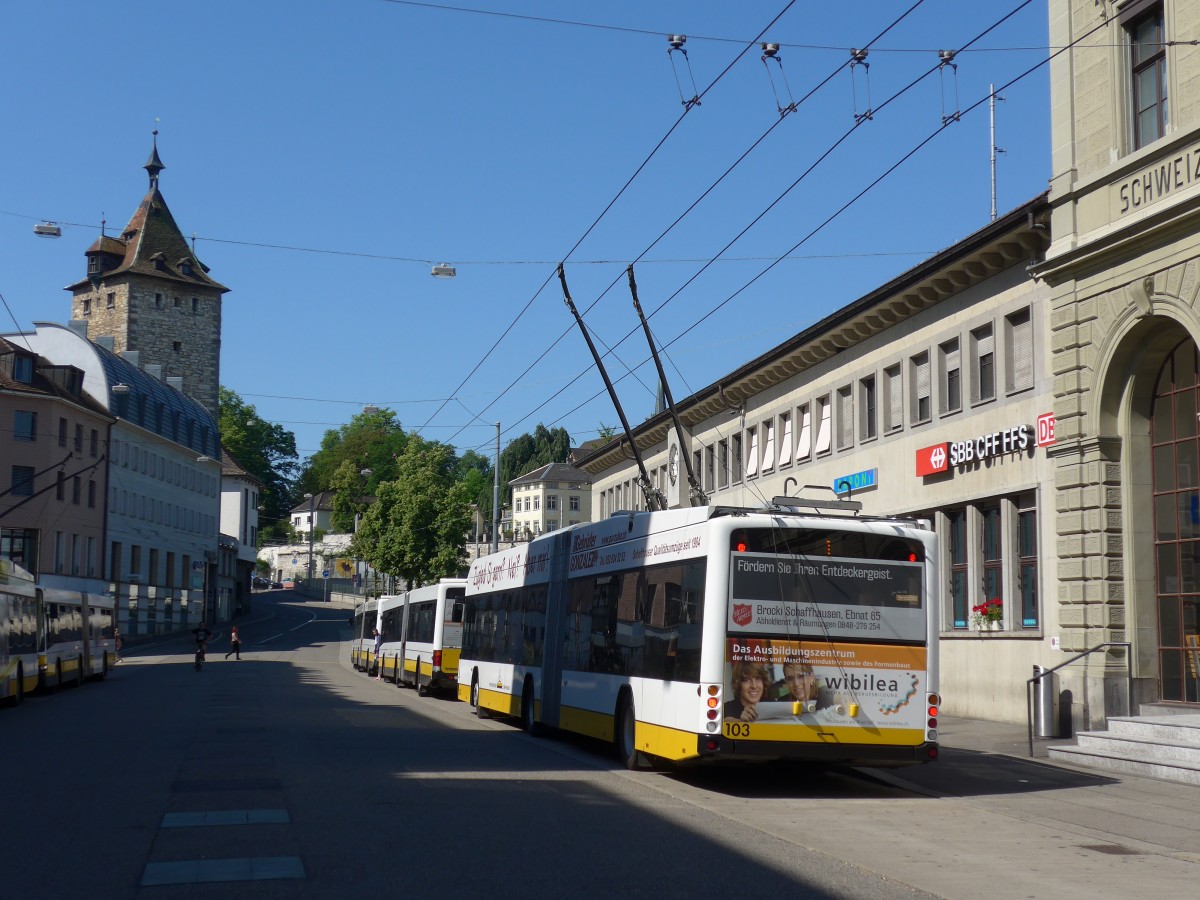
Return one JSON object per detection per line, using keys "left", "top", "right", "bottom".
{"left": 558, "top": 264, "right": 662, "bottom": 512}
{"left": 627, "top": 265, "right": 707, "bottom": 506}
{"left": 990, "top": 83, "right": 1006, "bottom": 221}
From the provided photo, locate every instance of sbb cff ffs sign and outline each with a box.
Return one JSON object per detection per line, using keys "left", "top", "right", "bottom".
{"left": 916, "top": 423, "right": 1035, "bottom": 476}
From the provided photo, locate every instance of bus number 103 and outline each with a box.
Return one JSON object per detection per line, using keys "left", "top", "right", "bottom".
{"left": 724, "top": 722, "right": 752, "bottom": 738}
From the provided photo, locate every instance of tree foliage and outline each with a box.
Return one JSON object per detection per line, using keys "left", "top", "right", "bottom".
{"left": 297, "top": 407, "right": 407, "bottom": 499}
{"left": 499, "top": 424, "right": 571, "bottom": 488}
{"left": 351, "top": 438, "right": 472, "bottom": 588}
{"left": 218, "top": 386, "right": 298, "bottom": 544}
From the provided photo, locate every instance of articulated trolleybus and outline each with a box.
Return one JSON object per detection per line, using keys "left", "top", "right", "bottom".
{"left": 376, "top": 579, "right": 466, "bottom": 694}
{"left": 459, "top": 504, "right": 939, "bottom": 768}
{"left": 350, "top": 597, "right": 380, "bottom": 673}
{"left": 2, "top": 559, "right": 117, "bottom": 707}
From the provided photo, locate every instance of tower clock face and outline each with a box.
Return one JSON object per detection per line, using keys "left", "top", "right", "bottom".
{"left": 668, "top": 444, "right": 679, "bottom": 485}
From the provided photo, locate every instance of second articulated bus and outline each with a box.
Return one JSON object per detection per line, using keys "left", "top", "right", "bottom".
{"left": 458, "top": 504, "right": 939, "bottom": 769}
{"left": 350, "top": 597, "right": 380, "bottom": 673}
{"left": 377, "top": 579, "right": 467, "bottom": 695}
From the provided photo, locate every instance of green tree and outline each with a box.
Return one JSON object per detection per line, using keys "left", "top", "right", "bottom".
{"left": 329, "top": 459, "right": 377, "bottom": 533}
{"left": 218, "top": 386, "right": 299, "bottom": 544}
{"left": 499, "top": 424, "right": 571, "bottom": 487}
{"left": 352, "top": 438, "right": 472, "bottom": 588}
{"left": 457, "top": 449, "right": 494, "bottom": 527}
{"left": 297, "top": 407, "right": 407, "bottom": 498}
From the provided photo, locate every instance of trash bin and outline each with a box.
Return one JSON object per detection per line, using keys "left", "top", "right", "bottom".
{"left": 1033, "top": 665, "right": 1059, "bottom": 738}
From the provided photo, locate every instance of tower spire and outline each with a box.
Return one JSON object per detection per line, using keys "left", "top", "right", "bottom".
{"left": 144, "top": 130, "right": 165, "bottom": 190}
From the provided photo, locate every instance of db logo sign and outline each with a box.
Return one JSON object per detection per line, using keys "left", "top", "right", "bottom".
{"left": 1037, "top": 412, "right": 1056, "bottom": 447}
{"left": 916, "top": 443, "right": 950, "bottom": 476}
{"left": 732, "top": 603, "right": 753, "bottom": 627}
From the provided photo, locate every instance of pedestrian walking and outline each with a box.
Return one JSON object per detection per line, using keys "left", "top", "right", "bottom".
{"left": 373, "top": 628, "right": 383, "bottom": 680}
{"left": 225, "top": 625, "right": 242, "bottom": 660}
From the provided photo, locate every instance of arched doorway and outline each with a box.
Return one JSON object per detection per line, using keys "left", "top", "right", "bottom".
{"left": 1150, "top": 337, "right": 1200, "bottom": 703}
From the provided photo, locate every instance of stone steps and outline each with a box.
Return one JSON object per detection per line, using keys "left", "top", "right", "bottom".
{"left": 1047, "top": 714, "right": 1200, "bottom": 785}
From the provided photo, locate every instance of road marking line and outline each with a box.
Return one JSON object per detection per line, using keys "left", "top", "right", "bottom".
{"left": 141, "top": 856, "right": 304, "bottom": 885}
{"left": 161, "top": 809, "right": 290, "bottom": 827}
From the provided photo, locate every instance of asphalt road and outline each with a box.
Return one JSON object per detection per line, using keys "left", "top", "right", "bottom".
{"left": 3, "top": 592, "right": 1197, "bottom": 899}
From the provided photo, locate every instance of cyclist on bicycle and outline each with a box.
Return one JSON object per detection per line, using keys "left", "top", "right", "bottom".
{"left": 192, "top": 621, "right": 213, "bottom": 661}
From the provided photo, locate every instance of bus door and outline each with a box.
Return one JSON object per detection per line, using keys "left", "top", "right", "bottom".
{"left": 539, "top": 531, "right": 573, "bottom": 726}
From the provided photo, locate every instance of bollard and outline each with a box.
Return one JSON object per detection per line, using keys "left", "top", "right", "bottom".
{"left": 1033, "top": 664, "right": 1059, "bottom": 738}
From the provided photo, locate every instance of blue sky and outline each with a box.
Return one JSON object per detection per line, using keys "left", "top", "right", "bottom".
{"left": 0, "top": 0, "right": 1051, "bottom": 466}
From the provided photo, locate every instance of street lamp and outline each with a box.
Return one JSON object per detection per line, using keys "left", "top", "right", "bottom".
{"left": 304, "top": 492, "right": 314, "bottom": 584}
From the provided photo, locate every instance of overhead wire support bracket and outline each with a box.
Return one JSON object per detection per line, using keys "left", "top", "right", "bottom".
{"left": 667, "top": 34, "right": 701, "bottom": 110}
{"left": 627, "top": 264, "right": 708, "bottom": 507}
{"left": 760, "top": 43, "right": 796, "bottom": 118}
{"left": 938, "top": 49, "right": 961, "bottom": 125}
{"left": 849, "top": 47, "right": 873, "bottom": 123}
{"left": 558, "top": 264, "right": 663, "bottom": 512}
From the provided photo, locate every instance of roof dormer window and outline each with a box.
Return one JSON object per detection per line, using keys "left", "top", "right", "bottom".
{"left": 12, "top": 354, "right": 33, "bottom": 383}
{"left": 178, "top": 258, "right": 194, "bottom": 276}
{"left": 150, "top": 251, "right": 167, "bottom": 271}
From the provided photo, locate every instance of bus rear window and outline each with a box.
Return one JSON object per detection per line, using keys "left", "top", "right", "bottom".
{"left": 730, "top": 528, "right": 924, "bottom": 563}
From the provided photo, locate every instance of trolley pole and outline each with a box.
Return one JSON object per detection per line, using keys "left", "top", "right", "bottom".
{"left": 492, "top": 421, "right": 500, "bottom": 553}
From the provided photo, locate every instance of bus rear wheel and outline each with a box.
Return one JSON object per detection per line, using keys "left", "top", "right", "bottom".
{"left": 616, "top": 696, "right": 647, "bottom": 770}
{"left": 521, "top": 678, "right": 541, "bottom": 735}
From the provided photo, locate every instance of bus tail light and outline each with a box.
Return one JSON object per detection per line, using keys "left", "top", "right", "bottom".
{"left": 704, "top": 684, "right": 721, "bottom": 725}
{"left": 433, "top": 650, "right": 442, "bottom": 669}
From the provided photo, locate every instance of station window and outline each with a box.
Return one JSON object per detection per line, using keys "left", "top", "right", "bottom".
{"left": 940, "top": 339, "right": 961, "bottom": 414}
{"left": 971, "top": 324, "right": 995, "bottom": 403}
{"left": 1005, "top": 307, "right": 1034, "bottom": 392}
{"left": 836, "top": 386, "right": 853, "bottom": 450}
{"left": 859, "top": 375, "right": 877, "bottom": 441}
{"left": 1125, "top": 2, "right": 1167, "bottom": 150}
{"left": 884, "top": 364, "right": 903, "bottom": 433}
{"left": 937, "top": 493, "right": 1039, "bottom": 632}
{"left": 911, "top": 352, "right": 931, "bottom": 424}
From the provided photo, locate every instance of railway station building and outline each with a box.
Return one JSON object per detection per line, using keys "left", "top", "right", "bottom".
{"left": 578, "top": 0, "right": 1200, "bottom": 728}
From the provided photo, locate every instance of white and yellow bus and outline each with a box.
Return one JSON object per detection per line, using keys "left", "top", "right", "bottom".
{"left": 40, "top": 586, "right": 116, "bottom": 689}
{"left": 458, "top": 504, "right": 939, "bottom": 769}
{"left": 2, "top": 559, "right": 117, "bottom": 707}
{"left": 350, "top": 597, "right": 380, "bottom": 672}
{"left": 1, "top": 559, "right": 40, "bottom": 706}
{"left": 377, "top": 579, "right": 466, "bottom": 695}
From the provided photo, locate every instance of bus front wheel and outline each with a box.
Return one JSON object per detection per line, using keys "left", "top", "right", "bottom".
{"left": 5, "top": 666, "right": 23, "bottom": 707}
{"left": 472, "top": 675, "right": 489, "bottom": 719}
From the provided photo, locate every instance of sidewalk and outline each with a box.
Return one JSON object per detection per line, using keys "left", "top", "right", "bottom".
{"left": 935, "top": 713, "right": 1076, "bottom": 760}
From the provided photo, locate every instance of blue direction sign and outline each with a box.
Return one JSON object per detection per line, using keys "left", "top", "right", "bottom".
{"left": 322, "top": 569, "right": 330, "bottom": 579}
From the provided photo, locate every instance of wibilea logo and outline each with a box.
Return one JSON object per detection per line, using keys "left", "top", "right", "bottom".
{"left": 732, "top": 603, "right": 752, "bottom": 627}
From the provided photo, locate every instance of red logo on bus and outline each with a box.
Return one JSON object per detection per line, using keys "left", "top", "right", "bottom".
{"left": 915, "top": 443, "right": 949, "bottom": 476}
{"left": 732, "top": 603, "right": 752, "bottom": 627}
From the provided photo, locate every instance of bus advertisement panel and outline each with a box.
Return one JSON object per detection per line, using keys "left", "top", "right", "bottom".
{"left": 723, "top": 638, "right": 927, "bottom": 740}
{"left": 728, "top": 553, "right": 925, "bottom": 642}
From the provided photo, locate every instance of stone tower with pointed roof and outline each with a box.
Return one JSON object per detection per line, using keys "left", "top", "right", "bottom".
{"left": 66, "top": 133, "right": 228, "bottom": 417}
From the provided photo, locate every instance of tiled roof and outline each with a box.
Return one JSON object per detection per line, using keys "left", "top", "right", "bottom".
{"left": 509, "top": 462, "right": 592, "bottom": 487}
{"left": 66, "top": 187, "right": 229, "bottom": 294}
{"left": 221, "top": 448, "right": 262, "bottom": 486}
{"left": 290, "top": 490, "right": 335, "bottom": 514}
